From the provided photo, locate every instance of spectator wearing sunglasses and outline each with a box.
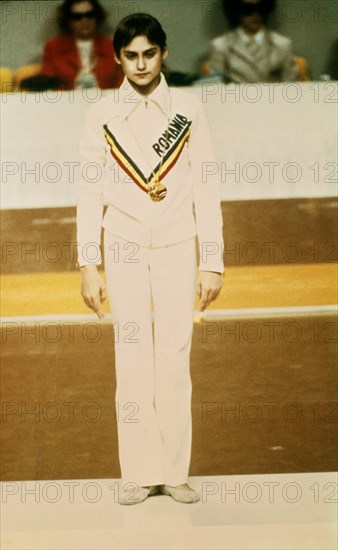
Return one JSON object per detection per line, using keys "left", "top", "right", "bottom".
{"left": 205, "top": 0, "right": 298, "bottom": 83}
{"left": 40, "top": 0, "right": 123, "bottom": 89}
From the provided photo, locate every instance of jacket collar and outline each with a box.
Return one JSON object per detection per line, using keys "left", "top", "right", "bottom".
{"left": 118, "top": 73, "right": 171, "bottom": 119}
{"left": 59, "top": 33, "right": 103, "bottom": 52}
{"left": 237, "top": 26, "right": 266, "bottom": 46}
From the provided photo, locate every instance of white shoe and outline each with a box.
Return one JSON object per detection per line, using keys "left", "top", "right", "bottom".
{"left": 118, "top": 485, "right": 159, "bottom": 505}
{"left": 161, "top": 483, "right": 200, "bottom": 503}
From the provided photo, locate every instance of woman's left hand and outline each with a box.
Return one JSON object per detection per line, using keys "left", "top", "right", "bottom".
{"left": 196, "top": 271, "right": 223, "bottom": 312}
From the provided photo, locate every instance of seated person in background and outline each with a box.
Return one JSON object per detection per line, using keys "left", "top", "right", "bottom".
{"left": 205, "top": 0, "right": 299, "bottom": 83}
{"left": 325, "top": 38, "right": 338, "bottom": 81}
{"left": 41, "top": 0, "right": 123, "bottom": 89}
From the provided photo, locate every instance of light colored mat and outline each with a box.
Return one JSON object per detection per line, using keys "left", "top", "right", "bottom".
{"left": 1, "top": 263, "right": 337, "bottom": 317}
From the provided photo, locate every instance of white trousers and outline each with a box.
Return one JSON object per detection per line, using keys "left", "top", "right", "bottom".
{"left": 104, "top": 231, "right": 197, "bottom": 487}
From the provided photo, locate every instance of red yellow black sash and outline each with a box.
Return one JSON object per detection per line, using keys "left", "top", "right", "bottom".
{"left": 103, "top": 122, "right": 191, "bottom": 195}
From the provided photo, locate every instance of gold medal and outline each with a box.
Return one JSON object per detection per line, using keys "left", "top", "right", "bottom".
{"left": 125, "top": 102, "right": 171, "bottom": 202}
{"left": 148, "top": 180, "right": 167, "bottom": 202}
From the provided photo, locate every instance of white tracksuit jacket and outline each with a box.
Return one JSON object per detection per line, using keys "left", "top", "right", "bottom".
{"left": 76, "top": 74, "right": 224, "bottom": 273}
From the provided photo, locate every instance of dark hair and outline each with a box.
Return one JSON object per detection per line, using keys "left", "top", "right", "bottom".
{"left": 57, "top": 0, "right": 106, "bottom": 33}
{"left": 113, "top": 13, "right": 167, "bottom": 59}
{"left": 223, "top": 0, "right": 276, "bottom": 26}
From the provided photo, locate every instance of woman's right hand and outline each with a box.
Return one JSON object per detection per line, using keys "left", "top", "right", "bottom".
{"left": 80, "top": 265, "right": 107, "bottom": 319}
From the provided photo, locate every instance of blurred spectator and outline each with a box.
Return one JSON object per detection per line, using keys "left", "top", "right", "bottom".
{"left": 205, "top": 0, "right": 299, "bottom": 83}
{"left": 325, "top": 38, "right": 338, "bottom": 80}
{"left": 40, "top": 0, "right": 123, "bottom": 89}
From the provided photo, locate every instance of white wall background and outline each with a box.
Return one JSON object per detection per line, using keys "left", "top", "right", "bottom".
{"left": 1, "top": 83, "right": 337, "bottom": 209}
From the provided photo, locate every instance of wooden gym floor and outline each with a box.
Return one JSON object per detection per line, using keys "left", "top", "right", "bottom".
{"left": 1, "top": 198, "right": 337, "bottom": 481}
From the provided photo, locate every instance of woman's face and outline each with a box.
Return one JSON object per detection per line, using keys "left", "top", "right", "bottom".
{"left": 69, "top": 1, "right": 97, "bottom": 40}
{"left": 115, "top": 35, "right": 168, "bottom": 96}
{"left": 239, "top": 0, "right": 264, "bottom": 35}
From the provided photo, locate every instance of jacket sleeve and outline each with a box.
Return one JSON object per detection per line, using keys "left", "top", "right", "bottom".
{"left": 188, "top": 97, "right": 224, "bottom": 274}
{"left": 207, "top": 41, "right": 227, "bottom": 79}
{"left": 76, "top": 104, "right": 106, "bottom": 266}
{"left": 41, "top": 40, "right": 56, "bottom": 77}
{"left": 281, "top": 39, "right": 299, "bottom": 82}
{"left": 95, "top": 37, "right": 124, "bottom": 89}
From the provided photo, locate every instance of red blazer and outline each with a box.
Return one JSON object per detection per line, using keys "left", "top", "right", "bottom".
{"left": 41, "top": 34, "right": 123, "bottom": 89}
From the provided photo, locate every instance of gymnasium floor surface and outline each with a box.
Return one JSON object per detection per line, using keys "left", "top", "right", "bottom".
{"left": 1, "top": 198, "right": 337, "bottom": 549}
